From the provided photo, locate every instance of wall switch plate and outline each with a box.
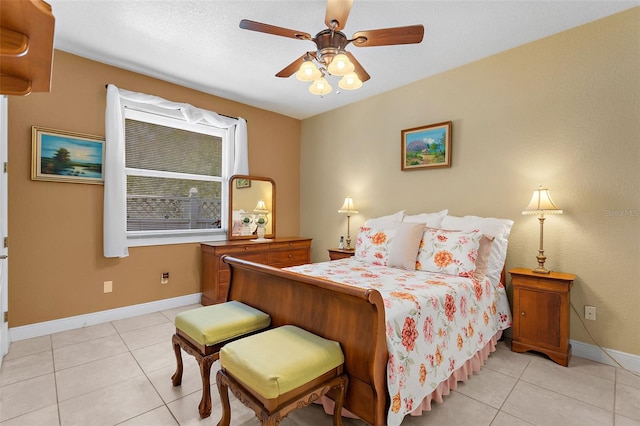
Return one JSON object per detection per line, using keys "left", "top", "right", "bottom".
{"left": 104, "top": 281, "right": 113, "bottom": 293}
{"left": 584, "top": 305, "right": 596, "bottom": 321}
{"left": 161, "top": 272, "right": 169, "bottom": 284}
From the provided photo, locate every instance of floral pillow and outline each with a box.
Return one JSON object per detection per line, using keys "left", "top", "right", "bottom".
{"left": 416, "top": 228, "right": 483, "bottom": 277}
{"left": 441, "top": 215, "right": 514, "bottom": 286}
{"left": 354, "top": 226, "right": 396, "bottom": 266}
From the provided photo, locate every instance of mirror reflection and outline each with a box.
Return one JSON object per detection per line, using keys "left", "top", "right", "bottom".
{"left": 228, "top": 175, "right": 275, "bottom": 240}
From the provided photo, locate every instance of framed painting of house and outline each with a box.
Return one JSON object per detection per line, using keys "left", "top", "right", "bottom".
{"left": 31, "top": 126, "right": 105, "bottom": 184}
{"left": 401, "top": 121, "right": 452, "bottom": 170}
{"left": 236, "top": 178, "right": 251, "bottom": 189}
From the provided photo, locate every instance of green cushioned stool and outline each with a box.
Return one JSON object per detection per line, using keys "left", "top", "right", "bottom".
{"left": 216, "top": 325, "right": 348, "bottom": 426}
{"left": 171, "top": 301, "right": 271, "bottom": 419}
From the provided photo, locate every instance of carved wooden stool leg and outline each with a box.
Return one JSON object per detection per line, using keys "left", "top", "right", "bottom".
{"left": 170, "top": 334, "right": 183, "bottom": 386}
{"left": 198, "top": 354, "right": 215, "bottom": 418}
{"left": 264, "top": 413, "right": 282, "bottom": 426}
{"left": 216, "top": 370, "right": 231, "bottom": 426}
{"left": 332, "top": 376, "right": 348, "bottom": 426}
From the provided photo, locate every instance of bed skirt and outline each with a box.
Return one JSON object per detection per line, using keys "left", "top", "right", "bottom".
{"left": 320, "top": 329, "right": 503, "bottom": 420}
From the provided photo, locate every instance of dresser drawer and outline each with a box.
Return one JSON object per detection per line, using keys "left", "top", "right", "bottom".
{"left": 269, "top": 240, "right": 311, "bottom": 251}
{"left": 269, "top": 248, "right": 310, "bottom": 267}
{"left": 217, "top": 251, "right": 269, "bottom": 272}
{"left": 217, "top": 244, "right": 267, "bottom": 255}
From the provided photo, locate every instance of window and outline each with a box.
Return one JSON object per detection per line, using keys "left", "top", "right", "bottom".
{"left": 104, "top": 85, "right": 248, "bottom": 258}
{"left": 124, "top": 109, "right": 226, "bottom": 244}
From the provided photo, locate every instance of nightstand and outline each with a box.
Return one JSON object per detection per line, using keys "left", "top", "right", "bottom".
{"left": 509, "top": 267, "right": 576, "bottom": 366}
{"left": 328, "top": 248, "right": 355, "bottom": 261}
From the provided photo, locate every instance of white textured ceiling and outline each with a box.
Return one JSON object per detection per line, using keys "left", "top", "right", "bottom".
{"left": 49, "top": 0, "right": 639, "bottom": 120}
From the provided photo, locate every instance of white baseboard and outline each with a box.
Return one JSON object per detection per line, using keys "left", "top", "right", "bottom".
{"left": 9, "top": 293, "right": 202, "bottom": 342}
{"left": 571, "top": 339, "right": 640, "bottom": 373}
{"left": 8, "top": 298, "right": 639, "bottom": 373}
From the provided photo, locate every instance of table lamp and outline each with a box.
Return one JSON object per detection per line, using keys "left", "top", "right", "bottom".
{"left": 338, "top": 196, "right": 358, "bottom": 250}
{"left": 522, "top": 186, "right": 563, "bottom": 274}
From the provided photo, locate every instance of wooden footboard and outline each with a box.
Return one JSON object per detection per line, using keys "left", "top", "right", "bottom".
{"left": 223, "top": 255, "right": 389, "bottom": 426}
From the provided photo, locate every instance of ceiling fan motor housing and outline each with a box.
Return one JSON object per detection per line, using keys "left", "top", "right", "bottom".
{"left": 314, "top": 29, "right": 349, "bottom": 67}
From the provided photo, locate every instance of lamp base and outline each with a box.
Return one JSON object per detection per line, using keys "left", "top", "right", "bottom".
{"left": 531, "top": 267, "right": 551, "bottom": 274}
{"left": 531, "top": 251, "right": 550, "bottom": 274}
{"left": 250, "top": 238, "right": 273, "bottom": 242}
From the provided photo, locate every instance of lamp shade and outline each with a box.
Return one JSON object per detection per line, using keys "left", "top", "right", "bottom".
{"left": 338, "top": 196, "right": 358, "bottom": 214}
{"left": 327, "top": 53, "right": 355, "bottom": 76}
{"left": 309, "top": 77, "right": 332, "bottom": 96}
{"left": 254, "top": 199, "right": 268, "bottom": 214}
{"left": 523, "top": 187, "right": 563, "bottom": 215}
{"left": 338, "top": 72, "right": 363, "bottom": 90}
{"left": 295, "top": 59, "right": 321, "bottom": 82}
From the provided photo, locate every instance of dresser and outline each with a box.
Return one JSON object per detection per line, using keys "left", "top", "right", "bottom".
{"left": 200, "top": 237, "right": 312, "bottom": 305}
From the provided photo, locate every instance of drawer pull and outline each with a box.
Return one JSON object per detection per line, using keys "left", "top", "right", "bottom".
{"left": 521, "top": 312, "right": 526, "bottom": 316}
{"left": 288, "top": 254, "right": 292, "bottom": 258}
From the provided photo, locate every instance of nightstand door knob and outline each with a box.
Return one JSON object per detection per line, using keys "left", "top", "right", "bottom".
{"left": 521, "top": 311, "right": 526, "bottom": 316}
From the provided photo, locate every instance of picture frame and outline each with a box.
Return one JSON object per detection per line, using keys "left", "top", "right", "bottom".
{"left": 31, "top": 126, "right": 105, "bottom": 184}
{"left": 401, "top": 121, "right": 452, "bottom": 171}
{"left": 235, "top": 178, "right": 251, "bottom": 189}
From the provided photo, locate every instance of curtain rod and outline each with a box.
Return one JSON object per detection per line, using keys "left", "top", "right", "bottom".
{"left": 104, "top": 84, "right": 242, "bottom": 121}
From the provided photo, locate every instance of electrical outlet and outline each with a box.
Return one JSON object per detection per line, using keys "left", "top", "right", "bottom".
{"left": 585, "top": 305, "right": 596, "bottom": 321}
{"left": 161, "top": 272, "right": 169, "bottom": 284}
{"left": 104, "top": 281, "right": 113, "bottom": 293}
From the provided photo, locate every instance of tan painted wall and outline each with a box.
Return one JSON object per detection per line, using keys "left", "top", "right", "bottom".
{"left": 300, "top": 9, "right": 640, "bottom": 355}
{"left": 8, "top": 51, "right": 301, "bottom": 327}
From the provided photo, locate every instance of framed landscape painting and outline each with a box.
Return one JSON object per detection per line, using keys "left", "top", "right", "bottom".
{"left": 401, "top": 121, "right": 452, "bottom": 171}
{"left": 236, "top": 178, "right": 251, "bottom": 189}
{"left": 32, "top": 126, "right": 105, "bottom": 184}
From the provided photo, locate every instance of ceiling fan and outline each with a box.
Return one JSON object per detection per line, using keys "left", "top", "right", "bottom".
{"left": 239, "top": 0, "right": 424, "bottom": 95}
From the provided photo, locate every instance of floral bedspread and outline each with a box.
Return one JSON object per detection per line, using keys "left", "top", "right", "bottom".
{"left": 286, "top": 258, "right": 512, "bottom": 426}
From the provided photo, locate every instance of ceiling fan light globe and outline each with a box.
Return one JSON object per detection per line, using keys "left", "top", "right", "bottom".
{"left": 309, "top": 77, "right": 332, "bottom": 96}
{"left": 338, "top": 72, "right": 363, "bottom": 90}
{"left": 295, "top": 60, "right": 321, "bottom": 81}
{"left": 327, "top": 53, "right": 355, "bottom": 76}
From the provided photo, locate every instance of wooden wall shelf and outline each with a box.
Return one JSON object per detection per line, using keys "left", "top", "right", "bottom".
{"left": 0, "top": 0, "right": 55, "bottom": 96}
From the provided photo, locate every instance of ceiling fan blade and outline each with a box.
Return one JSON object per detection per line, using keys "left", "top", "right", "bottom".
{"left": 344, "top": 51, "right": 370, "bottom": 82}
{"left": 275, "top": 53, "right": 314, "bottom": 78}
{"left": 239, "top": 19, "right": 312, "bottom": 41}
{"left": 325, "top": 0, "right": 353, "bottom": 31}
{"left": 351, "top": 25, "right": 424, "bottom": 47}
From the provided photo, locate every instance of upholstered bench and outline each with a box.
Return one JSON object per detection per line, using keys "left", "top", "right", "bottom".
{"left": 171, "top": 301, "right": 271, "bottom": 418}
{"left": 216, "top": 325, "right": 348, "bottom": 426}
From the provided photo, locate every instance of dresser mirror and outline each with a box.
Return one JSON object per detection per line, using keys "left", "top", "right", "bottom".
{"left": 228, "top": 175, "right": 276, "bottom": 240}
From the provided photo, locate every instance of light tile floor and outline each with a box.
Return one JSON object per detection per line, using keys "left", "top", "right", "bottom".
{"left": 1, "top": 304, "right": 639, "bottom": 426}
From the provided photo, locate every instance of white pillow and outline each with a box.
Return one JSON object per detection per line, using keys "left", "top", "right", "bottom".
{"left": 403, "top": 209, "right": 448, "bottom": 228}
{"left": 388, "top": 222, "right": 425, "bottom": 270}
{"left": 363, "top": 210, "right": 405, "bottom": 228}
{"left": 440, "top": 215, "right": 514, "bottom": 286}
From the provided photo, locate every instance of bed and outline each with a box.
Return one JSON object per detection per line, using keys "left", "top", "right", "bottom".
{"left": 222, "top": 211, "right": 513, "bottom": 425}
